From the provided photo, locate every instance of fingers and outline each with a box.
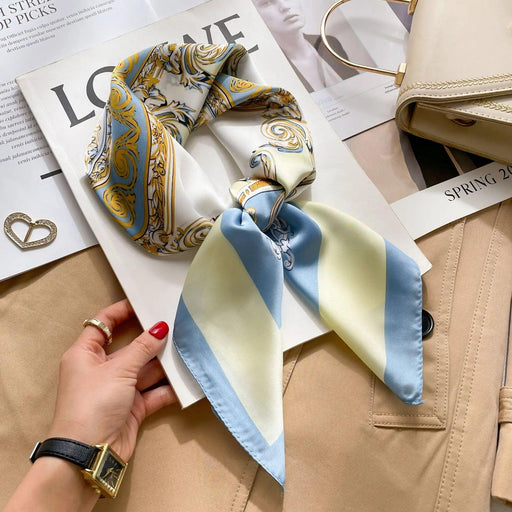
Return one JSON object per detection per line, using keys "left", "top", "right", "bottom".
{"left": 80, "top": 299, "right": 135, "bottom": 349}
{"left": 137, "top": 358, "right": 167, "bottom": 391}
{"left": 113, "top": 321, "right": 170, "bottom": 373}
{"left": 142, "top": 385, "right": 177, "bottom": 418}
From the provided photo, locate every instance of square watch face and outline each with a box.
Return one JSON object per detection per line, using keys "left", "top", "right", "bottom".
{"left": 95, "top": 450, "right": 125, "bottom": 496}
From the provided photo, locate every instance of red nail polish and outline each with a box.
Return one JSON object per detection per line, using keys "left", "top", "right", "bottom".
{"left": 149, "top": 321, "right": 169, "bottom": 340}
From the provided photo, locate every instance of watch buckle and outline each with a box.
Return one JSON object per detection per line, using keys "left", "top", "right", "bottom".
{"left": 29, "top": 441, "right": 42, "bottom": 463}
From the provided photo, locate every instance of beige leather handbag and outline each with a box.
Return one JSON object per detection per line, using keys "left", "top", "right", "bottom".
{"left": 321, "top": 0, "right": 512, "bottom": 164}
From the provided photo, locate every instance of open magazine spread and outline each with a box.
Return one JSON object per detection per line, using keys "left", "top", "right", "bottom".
{"left": 17, "top": 0, "right": 429, "bottom": 407}
{"left": 1, "top": 0, "right": 412, "bottom": 281}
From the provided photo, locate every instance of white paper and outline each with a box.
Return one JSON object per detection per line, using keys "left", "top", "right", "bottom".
{"left": 149, "top": 0, "right": 208, "bottom": 17}
{"left": 18, "top": 0, "right": 429, "bottom": 407}
{"left": 313, "top": 73, "right": 398, "bottom": 141}
{"left": 392, "top": 162, "right": 512, "bottom": 240}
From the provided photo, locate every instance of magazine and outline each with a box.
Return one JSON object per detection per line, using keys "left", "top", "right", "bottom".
{"left": 0, "top": 0, "right": 410, "bottom": 281}
{"left": 17, "top": 0, "right": 429, "bottom": 407}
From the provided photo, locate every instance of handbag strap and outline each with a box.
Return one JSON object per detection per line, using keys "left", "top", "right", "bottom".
{"left": 320, "top": 0, "right": 417, "bottom": 85}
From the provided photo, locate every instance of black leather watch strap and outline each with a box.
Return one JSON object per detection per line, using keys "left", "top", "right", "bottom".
{"left": 30, "top": 437, "right": 99, "bottom": 469}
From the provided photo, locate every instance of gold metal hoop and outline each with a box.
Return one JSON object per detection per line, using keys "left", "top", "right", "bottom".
{"left": 320, "top": 0, "right": 417, "bottom": 86}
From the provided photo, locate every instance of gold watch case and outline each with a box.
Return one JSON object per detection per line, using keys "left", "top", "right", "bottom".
{"left": 82, "top": 444, "right": 127, "bottom": 498}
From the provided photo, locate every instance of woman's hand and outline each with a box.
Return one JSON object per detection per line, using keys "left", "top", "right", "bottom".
{"left": 48, "top": 299, "right": 177, "bottom": 462}
{"left": 3, "top": 299, "right": 177, "bottom": 512}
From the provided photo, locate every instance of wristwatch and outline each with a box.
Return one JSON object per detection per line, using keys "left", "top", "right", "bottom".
{"left": 30, "top": 437, "right": 127, "bottom": 498}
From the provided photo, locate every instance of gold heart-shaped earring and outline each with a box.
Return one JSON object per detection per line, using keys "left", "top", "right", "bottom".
{"left": 4, "top": 212, "right": 57, "bottom": 250}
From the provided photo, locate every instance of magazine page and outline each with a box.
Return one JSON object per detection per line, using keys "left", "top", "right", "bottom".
{"left": 0, "top": 0, "right": 211, "bottom": 281}
{"left": 251, "top": 0, "right": 409, "bottom": 140}
{"left": 17, "top": 0, "right": 429, "bottom": 406}
{"left": 149, "top": 0, "right": 208, "bottom": 17}
{"left": 0, "top": 0, "right": 159, "bottom": 279}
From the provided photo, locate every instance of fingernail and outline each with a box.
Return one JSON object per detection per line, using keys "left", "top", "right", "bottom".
{"left": 149, "top": 321, "right": 169, "bottom": 340}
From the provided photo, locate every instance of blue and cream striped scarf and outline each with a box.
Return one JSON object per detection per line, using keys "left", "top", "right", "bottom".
{"left": 86, "top": 43, "right": 423, "bottom": 486}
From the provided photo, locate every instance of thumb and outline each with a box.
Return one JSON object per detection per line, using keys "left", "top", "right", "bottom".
{"left": 115, "top": 321, "right": 169, "bottom": 372}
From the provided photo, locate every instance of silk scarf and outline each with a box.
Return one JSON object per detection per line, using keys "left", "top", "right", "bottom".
{"left": 86, "top": 43, "right": 423, "bottom": 486}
